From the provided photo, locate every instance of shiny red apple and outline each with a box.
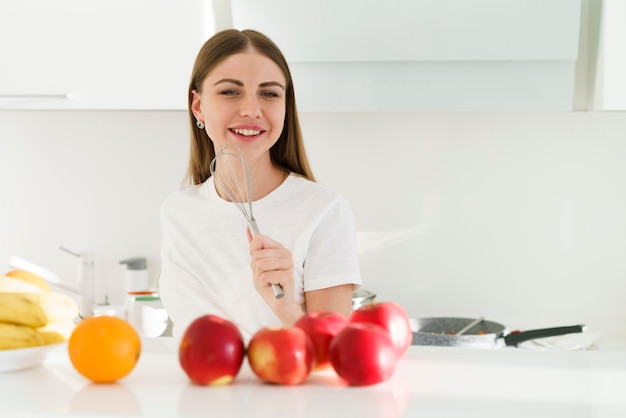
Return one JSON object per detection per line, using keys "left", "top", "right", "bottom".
{"left": 294, "top": 311, "right": 348, "bottom": 370}
{"left": 349, "top": 301, "right": 412, "bottom": 358}
{"left": 329, "top": 322, "right": 397, "bottom": 386}
{"left": 247, "top": 326, "right": 314, "bottom": 385}
{"left": 178, "top": 314, "right": 245, "bottom": 386}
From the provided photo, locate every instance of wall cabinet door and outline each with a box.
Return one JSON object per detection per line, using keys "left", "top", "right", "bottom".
{"left": 0, "top": 0, "right": 212, "bottom": 109}
{"left": 231, "top": 0, "right": 581, "bottom": 112}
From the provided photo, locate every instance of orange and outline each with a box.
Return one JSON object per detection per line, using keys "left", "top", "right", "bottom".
{"left": 68, "top": 316, "right": 141, "bottom": 383}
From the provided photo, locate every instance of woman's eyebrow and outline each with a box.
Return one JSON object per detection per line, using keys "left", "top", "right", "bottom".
{"left": 260, "top": 81, "right": 285, "bottom": 91}
{"left": 213, "top": 78, "right": 243, "bottom": 87}
{"left": 213, "top": 78, "right": 285, "bottom": 91}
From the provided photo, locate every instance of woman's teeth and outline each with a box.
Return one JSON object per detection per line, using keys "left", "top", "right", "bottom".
{"left": 232, "top": 128, "right": 260, "bottom": 136}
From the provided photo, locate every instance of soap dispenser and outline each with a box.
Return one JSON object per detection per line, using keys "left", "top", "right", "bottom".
{"left": 119, "top": 257, "right": 149, "bottom": 293}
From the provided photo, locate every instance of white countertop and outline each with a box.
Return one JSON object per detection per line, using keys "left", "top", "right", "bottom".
{"left": 2, "top": 337, "right": 626, "bottom": 418}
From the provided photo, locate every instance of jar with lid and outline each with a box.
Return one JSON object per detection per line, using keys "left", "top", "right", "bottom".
{"left": 126, "top": 292, "right": 171, "bottom": 337}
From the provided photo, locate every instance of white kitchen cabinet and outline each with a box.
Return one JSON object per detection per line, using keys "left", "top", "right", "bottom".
{"left": 231, "top": 0, "right": 582, "bottom": 111}
{"left": 0, "top": 0, "right": 213, "bottom": 110}
{"left": 588, "top": 0, "right": 626, "bottom": 110}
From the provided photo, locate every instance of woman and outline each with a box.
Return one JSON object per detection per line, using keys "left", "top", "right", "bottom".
{"left": 159, "top": 29, "right": 361, "bottom": 341}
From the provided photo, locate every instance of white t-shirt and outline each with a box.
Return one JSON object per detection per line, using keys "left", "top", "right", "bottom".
{"left": 158, "top": 173, "right": 362, "bottom": 341}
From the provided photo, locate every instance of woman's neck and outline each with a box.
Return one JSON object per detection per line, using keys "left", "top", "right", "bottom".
{"left": 249, "top": 163, "right": 289, "bottom": 201}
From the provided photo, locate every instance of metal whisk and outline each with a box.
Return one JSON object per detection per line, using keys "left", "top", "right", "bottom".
{"left": 210, "top": 143, "right": 285, "bottom": 299}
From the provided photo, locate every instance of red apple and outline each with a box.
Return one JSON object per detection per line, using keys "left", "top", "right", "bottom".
{"left": 350, "top": 301, "right": 412, "bottom": 358}
{"left": 329, "top": 322, "right": 397, "bottom": 386}
{"left": 178, "top": 315, "right": 245, "bottom": 386}
{"left": 247, "top": 326, "right": 314, "bottom": 385}
{"left": 294, "top": 311, "right": 348, "bottom": 370}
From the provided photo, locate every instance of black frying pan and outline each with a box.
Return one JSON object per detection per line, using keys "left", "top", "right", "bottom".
{"left": 412, "top": 317, "right": 586, "bottom": 349}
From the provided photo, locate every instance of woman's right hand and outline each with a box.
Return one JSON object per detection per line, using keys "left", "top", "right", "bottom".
{"left": 248, "top": 233, "right": 303, "bottom": 325}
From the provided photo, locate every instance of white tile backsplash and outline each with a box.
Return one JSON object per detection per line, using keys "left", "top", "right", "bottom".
{"left": 1, "top": 110, "right": 625, "bottom": 337}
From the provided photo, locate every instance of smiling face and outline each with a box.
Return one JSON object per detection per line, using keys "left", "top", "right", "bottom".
{"left": 191, "top": 48, "right": 287, "bottom": 164}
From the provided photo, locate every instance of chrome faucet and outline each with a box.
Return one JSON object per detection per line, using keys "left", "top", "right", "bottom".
{"left": 57, "top": 246, "right": 96, "bottom": 319}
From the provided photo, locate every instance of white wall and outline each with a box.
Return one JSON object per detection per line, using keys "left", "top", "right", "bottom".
{"left": 0, "top": 111, "right": 188, "bottom": 303}
{"left": 1, "top": 110, "right": 625, "bottom": 336}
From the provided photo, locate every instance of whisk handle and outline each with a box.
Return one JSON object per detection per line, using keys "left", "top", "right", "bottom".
{"left": 271, "top": 284, "right": 284, "bottom": 299}
{"left": 248, "top": 219, "right": 260, "bottom": 237}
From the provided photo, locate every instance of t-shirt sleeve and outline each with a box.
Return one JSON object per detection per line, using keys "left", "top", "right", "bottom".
{"left": 302, "top": 197, "right": 362, "bottom": 292}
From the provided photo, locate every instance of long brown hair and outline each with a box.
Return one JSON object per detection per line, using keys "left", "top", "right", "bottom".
{"left": 186, "top": 29, "right": 315, "bottom": 185}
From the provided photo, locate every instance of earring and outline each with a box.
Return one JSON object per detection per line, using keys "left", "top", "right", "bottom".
{"left": 196, "top": 119, "right": 205, "bottom": 129}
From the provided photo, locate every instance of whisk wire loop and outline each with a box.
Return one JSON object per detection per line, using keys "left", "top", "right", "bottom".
{"left": 210, "top": 144, "right": 256, "bottom": 228}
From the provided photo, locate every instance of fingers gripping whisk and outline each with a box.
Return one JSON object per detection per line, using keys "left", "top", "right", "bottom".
{"left": 210, "top": 144, "right": 284, "bottom": 299}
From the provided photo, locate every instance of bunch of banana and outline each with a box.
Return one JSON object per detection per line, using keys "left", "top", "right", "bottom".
{"left": 0, "top": 269, "right": 79, "bottom": 350}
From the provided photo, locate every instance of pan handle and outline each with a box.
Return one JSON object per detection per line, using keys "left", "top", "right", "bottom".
{"left": 503, "top": 325, "right": 586, "bottom": 347}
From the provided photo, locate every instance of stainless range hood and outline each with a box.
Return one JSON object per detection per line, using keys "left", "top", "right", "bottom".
{"left": 228, "top": 0, "right": 582, "bottom": 112}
